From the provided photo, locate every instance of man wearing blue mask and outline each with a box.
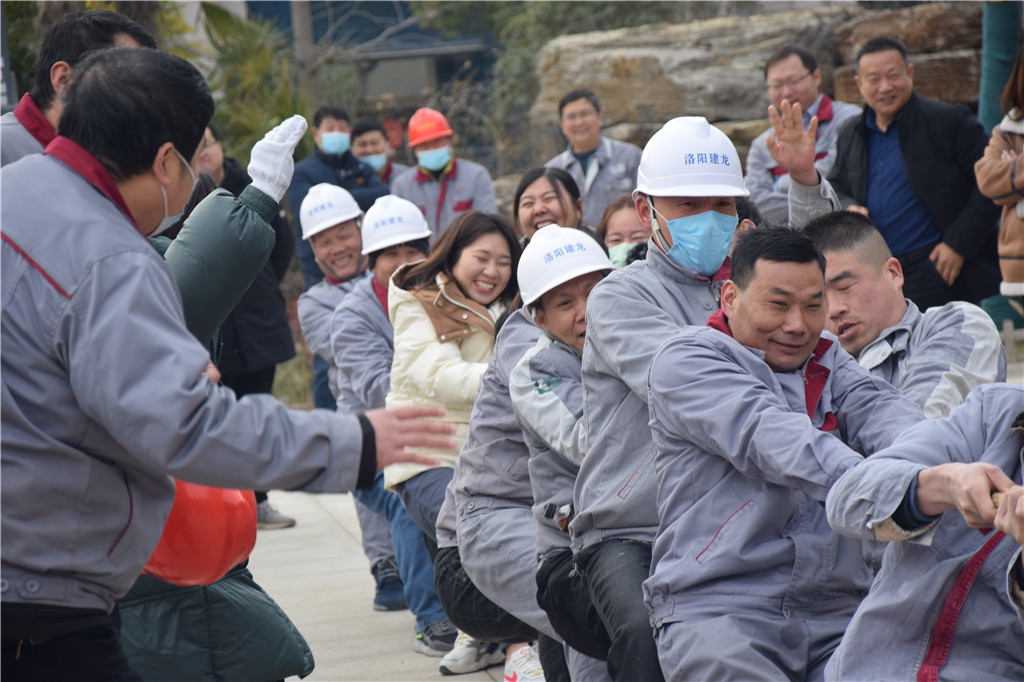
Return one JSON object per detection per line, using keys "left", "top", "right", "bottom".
{"left": 390, "top": 107, "right": 497, "bottom": 240}
{"left": 287, "top": 106, "right": 389, "bottom": 290}
{"left": 566, "top": 117, "right": 749, "bottom": 681}
{"left": 351, "top": 118, "right": 410, "bottom": 188}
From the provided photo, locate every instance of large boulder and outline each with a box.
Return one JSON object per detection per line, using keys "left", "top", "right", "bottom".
{"left": 529, "top": 5, "right": 864, "bottom": 162}
{"left": 835, "top": 2, "right": 982, "bottom": 64}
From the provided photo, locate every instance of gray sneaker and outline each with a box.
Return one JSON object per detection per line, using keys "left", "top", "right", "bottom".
{"left": 256, "top": 500, "right": 296, "bottom": 530}
{"left": 413, "top": 618, "right": 458, "bottom": 657}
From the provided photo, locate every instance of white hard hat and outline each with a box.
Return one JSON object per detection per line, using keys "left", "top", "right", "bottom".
{"left": 299, "top": 183, "right": 363, "bottom": 241}
{"left": 634, "top": 117, "right": 748, "bottom": 199}
{"left": 518, "top": 225, "right": 613, "bottom": 307}
{"left": 361, "top": 195, "right": 432, "bottom": 255}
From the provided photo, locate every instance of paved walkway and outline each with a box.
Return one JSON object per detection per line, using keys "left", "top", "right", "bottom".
{"left": 247, "top": 491, "right": 504, "bottom": 682}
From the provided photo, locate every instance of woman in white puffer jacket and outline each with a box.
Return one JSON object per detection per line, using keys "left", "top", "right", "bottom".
{"left": 384, "top": 211, "right": 522, "bottom": 549}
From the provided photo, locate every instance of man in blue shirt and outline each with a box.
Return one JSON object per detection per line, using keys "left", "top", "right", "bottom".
{"left": 824, "top": 37, "right": 1000, "bottom": 308}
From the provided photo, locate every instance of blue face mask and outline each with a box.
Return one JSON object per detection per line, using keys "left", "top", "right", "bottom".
{"left": 650, "top": 201, "right": 738, "bottom": 276}
{"left": 417, "top": 146, "right": 451, "bottom": 172}
{"left": 357, "top": 153, "right": 387, "bottom": 172}
{"left": 320, "top": 131, "right": 350, "bottom": 156}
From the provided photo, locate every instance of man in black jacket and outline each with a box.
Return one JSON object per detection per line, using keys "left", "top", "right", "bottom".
{"left": 825, "top": 37, "right": 1000, "bottom": 308}
{"left": 198, "top": 124, "right": 298, "bottom": 529}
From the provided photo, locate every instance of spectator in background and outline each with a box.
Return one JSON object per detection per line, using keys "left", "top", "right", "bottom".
{"left": 287, "top": 106, "right": 389, "bottom": 423}
{"left": 513, "top": 167, "right": 586, "bottom": 242}
{"left": 1, "top": 9, "right": 155, "bottom": 166}
{"left": 545, "top": 88, "right": 642, "bottom": 228}
{"left": 352, "top": 118, "right": 410, "bottom": 188}
{"left": 786, "top": 37, "right": 1001, "bottom": 308}
{"left": 391, "top": 108, "right": 497, "bottom": 240}
{"left": 744, "top": 45, "right": 860, "bottom": 226}
{"left": 975, "top": 40, "right": 1024, "bottom": 298}
{"left": 287, "top": 105, "right": 388, "bottom": 289}
{"left": 196, "top": 123, "right": 298, "bottom": 530}
{"left": 595, "top": 194, "right": 648, "bottom": 267}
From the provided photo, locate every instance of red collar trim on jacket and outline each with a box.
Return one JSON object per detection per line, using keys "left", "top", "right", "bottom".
{"left": 817, "top": 95, "right": 834, "bottom": 123}
{"left": 707, "top": 308, "right": 730, "bottom": 335}
{"left": 44, "top": 136, "right": 137, "bottom": 228}
{"left": 706, "top": 310, "right": 836, "bottom": 429}
{"left": 415, "top": 157, "right": 458, "bottom": 183}
{"left": 381, "top": 161, "right": 393, "bottom": 184}
{"left": 13, "top": 93, "right": 56, "bottom": 149}
{"left": 372, "top": 275, "right": 388, "bottom": 311}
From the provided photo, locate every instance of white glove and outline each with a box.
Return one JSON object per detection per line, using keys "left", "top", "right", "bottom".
{"left": 247, "top": 114, "right": 308, "bottom": 203}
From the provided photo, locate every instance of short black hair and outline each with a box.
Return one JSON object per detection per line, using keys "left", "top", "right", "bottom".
{"left": 314, "top": 106, "right": 349, "bottom": 127}
{"left": 367, "top": 237, "right": 430, "bottom": 271}
{"left": 735, "top": 196, "right": 767, "bottom": 229}
{"left": 730, "top": 226, "right": 825, "bottom": 290}
{"left": 558, "top": 88, "right": 601, "bottom": 117}
{"left": 32, "top": 10, "right": 155, "bottom": 111}
{"left": 764, "top": 45, "right": 818, "bottom": 79}
{"left": 802, "top": 210, "right": 893, "bottom": 268}
{"left": 59, "top": 47, "right": 213, "bottom": 182}
{"left": 351, "top": 118, "right": 387, "bottom": 142}
{"left": 856, "top": 36, "right": 909, "bottom": 67}
{"left": 207, "top": 122, "right": 221, "bottom": 142}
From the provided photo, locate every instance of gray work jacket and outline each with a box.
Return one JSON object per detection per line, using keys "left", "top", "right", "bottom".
{"left": 1, "top": 150, "right": 364, "bottom": 613}
{"left": 859, "top": 299, "right": 1005, "bottom": 419}
{"left": 298, "top": 272, "right": 369, "bottom": 397}
{"left": 330, "top": 274, "right": 393, "bottom": 413}
{"left": 546, "top": 136, "right": 642, "bottom": 228}
{"left": 510, "top": 333, "right": 585, "bottom": 561}
{"left": 451, "top": 309, "right": 542, "bottom": 520}
{"left": 570, "top": 239, "right": 725, "bottom": 551}
{"left": 826, "top": 384, "right": 1024, "bottom": 680}
{"left": 643, "top": 324, "right": 924, "bottom": 629}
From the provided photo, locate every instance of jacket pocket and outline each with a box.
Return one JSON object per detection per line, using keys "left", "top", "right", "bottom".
{"left": 616, "top": 446, "right": 654, "bottom": 500}
{"left": 695, "top": 499, "right": 756, "bottom": 565}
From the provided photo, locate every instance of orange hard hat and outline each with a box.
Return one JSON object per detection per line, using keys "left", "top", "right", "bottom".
{"left": 144, "top": 480, "right": 257, "bottom": 586}
{"left": 407, "top": 108, "right": 453, "bottom": 148}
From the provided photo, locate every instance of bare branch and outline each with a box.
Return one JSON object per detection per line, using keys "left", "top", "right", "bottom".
{"left": 316, "top": 6, "right": 444, "bottom": 67}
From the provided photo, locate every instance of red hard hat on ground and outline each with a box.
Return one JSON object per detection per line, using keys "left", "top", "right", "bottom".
{"left": 144, "top": 480, "right": 257, "bottom": 586}
{"left": 407, "top": 108, "right": 453, "bottom": 148}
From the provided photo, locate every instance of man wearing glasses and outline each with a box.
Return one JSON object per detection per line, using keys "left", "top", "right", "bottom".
{"left": 545, "top": 88, "right": 642, "bottom": 228}
{"left": 745, "top": 45, "right": 860, "bottom": 227}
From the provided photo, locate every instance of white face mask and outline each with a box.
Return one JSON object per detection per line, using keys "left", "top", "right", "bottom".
{"left": 153, "top": 148, "right": 198, "bottom": 236}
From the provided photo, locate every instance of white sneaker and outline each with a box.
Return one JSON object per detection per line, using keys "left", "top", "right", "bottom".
{"left": 439, "top": 630, "right": 505, "bottom": 675}
{"left": 503, "top": 644, "right": 545, "bottom": 682}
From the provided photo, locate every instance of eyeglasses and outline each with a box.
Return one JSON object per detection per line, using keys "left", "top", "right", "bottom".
{"left": 767, "top": 72, "right": 813, "bottom": 93}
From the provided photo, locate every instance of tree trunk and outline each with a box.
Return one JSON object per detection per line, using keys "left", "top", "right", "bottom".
{"left": 290, "top": 0, "right": 316, "bottom": 103}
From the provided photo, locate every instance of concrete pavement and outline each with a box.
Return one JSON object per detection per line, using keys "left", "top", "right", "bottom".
{"left": 247, "top": 491, "right": 505, "bottom": 682}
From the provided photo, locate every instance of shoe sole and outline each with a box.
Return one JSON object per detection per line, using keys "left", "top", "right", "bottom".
{"left": 439, "top": 659, "right": 504, "bottom": 676}
{"left": 256, "top": 521, "right": 296, "bottom": 530}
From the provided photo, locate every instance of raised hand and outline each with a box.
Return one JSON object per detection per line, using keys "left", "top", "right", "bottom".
{"left": 765, "top": 99, "right": 819, "bottom": 186}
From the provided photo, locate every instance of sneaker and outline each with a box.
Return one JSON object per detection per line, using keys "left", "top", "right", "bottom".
{"left": 413, "top": 618, "right": 458, "bottom": 657}
{"left": 256, "top": 501, "right": 296, "bottom": 530}
{"left": 439, "top": 631, "right": 506, "bottom": 675}
{"left": 371, "top": 559, "right": 407, "bottom": 612}
{"left": 503, "top": 644, "right": 545, "bottom": 682}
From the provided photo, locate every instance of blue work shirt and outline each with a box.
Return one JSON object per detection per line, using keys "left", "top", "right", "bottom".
{"left": 864, "top": 111, "right": 942, "bottom": 257}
